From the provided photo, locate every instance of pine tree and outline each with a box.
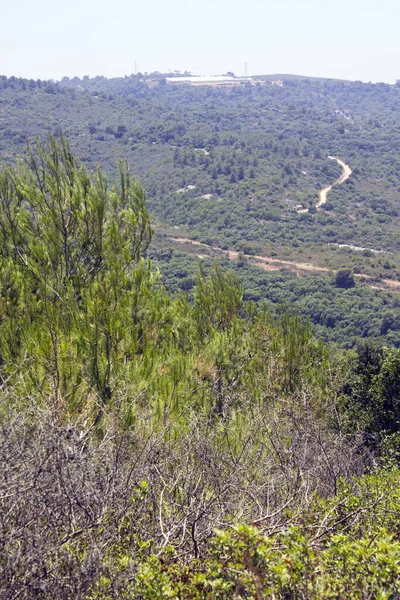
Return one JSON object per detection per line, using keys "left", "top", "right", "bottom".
{"left": 0, "top": 136, "right": 153, "bottom": 411}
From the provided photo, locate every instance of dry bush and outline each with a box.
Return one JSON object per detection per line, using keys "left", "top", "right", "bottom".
{"left": 0, "top": 385, "right": 368, "bottom": 598}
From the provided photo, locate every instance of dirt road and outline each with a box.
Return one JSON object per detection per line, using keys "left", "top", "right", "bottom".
{"left": 172, "top": 237, "right": 331, "bottom": 273}
{"left": 317, "top": 156, "right": 353, "bottom": 207}
{"left": 170, "top": 237, "right": 400, "bottom": 291}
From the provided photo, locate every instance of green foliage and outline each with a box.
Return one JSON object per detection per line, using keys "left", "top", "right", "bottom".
{"left": 335, "top": 268, "right": 356, "bottom": 288}
{"left": 132, "top": 526, "right": 400, "bottom": 599}
{"left": 0, "top": 136, "right": 153, "bottom": 408}
{"left": 341, "top": 343, "right": 400, "bottom": 451}
{"left": 129, "top": 469, "right": 400, "bottom": 599}
{"left": 0, "top": 140, "right": 339, "bottom": 427}
{"left": 193, "top": 262, "right": 243, "bottom": 337}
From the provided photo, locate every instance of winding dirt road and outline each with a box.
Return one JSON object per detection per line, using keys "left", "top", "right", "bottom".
{"left": 317, "top": 156, "right": 353, "bottom": 207}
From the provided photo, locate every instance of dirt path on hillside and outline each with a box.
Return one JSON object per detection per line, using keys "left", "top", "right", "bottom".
{"left": 170, "top": 237, "right": 400, "bottom": 291}
{"left": 317, "top": 156, "right": 353, "bottom": 207}
{"left": 173, "top": 237, "right": 332, "bottom": 273}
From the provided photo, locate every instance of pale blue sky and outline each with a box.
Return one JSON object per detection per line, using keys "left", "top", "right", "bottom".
{"left": 2, "top": 0, "right": 400, "bottom": 82}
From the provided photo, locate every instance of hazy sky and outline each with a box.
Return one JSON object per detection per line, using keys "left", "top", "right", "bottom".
{"left": 2, "top": 0, "right": 400, "bottom": 82}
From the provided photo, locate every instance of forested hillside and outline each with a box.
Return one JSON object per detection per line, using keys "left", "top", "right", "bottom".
{"left": 1, "top": 138, "right": 400, "bottom": 598}
{"left": 1, "top": 73, "right": 400, "bottom": 347}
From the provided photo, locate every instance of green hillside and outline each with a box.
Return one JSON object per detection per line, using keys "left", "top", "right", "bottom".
{"left": 1, "top": 138, "right": 400, "bottom": 597}
{"left": 1, "top": 74, "right": 400, "bottom": 347}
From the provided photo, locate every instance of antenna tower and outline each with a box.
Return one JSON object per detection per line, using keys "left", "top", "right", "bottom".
{"left": 245, "top": 61, "right": 248, "bottom": 78}
{"left": 134, "top": 61, "right": 137, "bottom": 75}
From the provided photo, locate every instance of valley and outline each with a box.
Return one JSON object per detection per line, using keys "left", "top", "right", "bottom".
{"left": 1, "top": 73, "right": 400, "bottom": 346}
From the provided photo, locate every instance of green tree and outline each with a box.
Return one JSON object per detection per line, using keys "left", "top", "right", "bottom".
{"left": 341, "top": 344, "right": 400, "bottom": 452}
{"left": 335, "top": 268, "right": 355, "bottom": 289}
{"left": 0, "top": 136, "right": 153, "bottom": 411}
